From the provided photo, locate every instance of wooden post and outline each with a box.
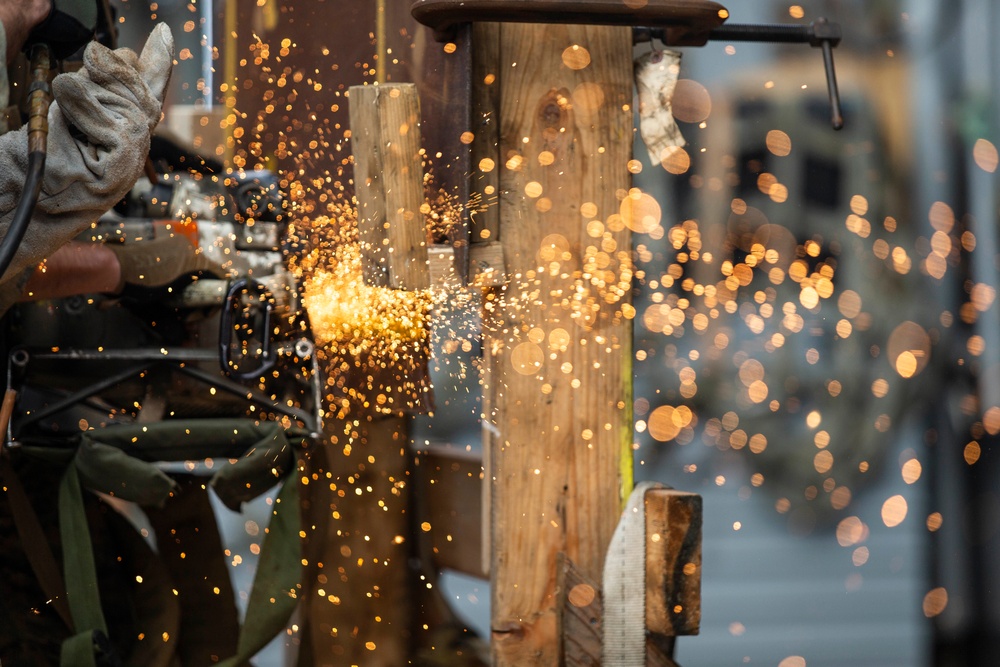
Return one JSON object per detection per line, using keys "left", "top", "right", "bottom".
{"left": 480, "top": 22, "right": 634, "bottom": 665}
{"left": 349, "top": 83, "right": 430, "bottom": 290}
{"left": 300, "top": 83, "right": 435, "bottom": 666}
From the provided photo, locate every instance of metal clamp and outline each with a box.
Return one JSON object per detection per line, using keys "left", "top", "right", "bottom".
{"left": 220, "top": 278, "right": 277, "bottom": 382}
{"left": 411, "top": 1, "right": 844, "bottom": 129}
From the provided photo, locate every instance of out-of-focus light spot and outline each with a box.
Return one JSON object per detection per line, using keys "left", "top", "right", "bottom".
{"left": 779, "top": 655, "right": 807, "bottom": 667}
{"left": 561, "top": 44, "right": 592, "bottom": 70}
{"left": 660, "top": 146, "right": 691, "bottom": 175}
{"left": 806, "top": 410, "right": 822, "bottom": 429}
{"left": 968, "top": 335, "right": 986, "bottom": 356}
{"left": 888, "top": 322, "right": 931, "bottom": 378}
{"left": 850, "top": 194, "right": 869, "bottom": 216}
{"left": 766, "top": 129, "right": 792, "bottom": 156}
{"left": 962, "top": 440, "right": 983, "bottom": 466}
{"left": 814, "top": 450, "right": 834, "bottom": 474}
{"left": 929, "top": 201, "right": 955, "bottom": 233}
{"left": 831, "top": 486, "right": 852, "bottom": 510}
{"left": 620, "top": 190, "right": 662, "bottom": 233}
{"left": 729, "top": 621, "right": 746, "bottom": 636}
{"left": 927, "top": 512, "right": 943, "bottom": 532}
{"left": 852, "top": 546, "right": 869, "bottom": 566}
{"left": 672, "top": 80, "right": 712, "bottom": 123}
{"left": 748, "top": 381, "right": 768, "bottom": 403}
{"left": 902, "top": 459, "right": 922, "bottom": 484}
{"left": 789, "top": 5, "right": 805, "bottom": 18}
{"left": 882, "top": 495, "right": 908, "bottom": 527}
{"left": 524, "top": 181, "right": 543, "bottom": 198}
{"left": 837, "top": 516, "right": 868, "bottom": 547}
{"left": 973, "top": 138, "right": 999, "bottom": 172}
{"left": 871, "top": 378, "right": 889, "bottom": 398}
{"left": 479, "top": 158, "right": 495, "bottom": 173}
{"left": 800, "top": 286, "right": 819, "bottom": 309}
{"left": 568, "top": 583, "right": 596, "bottom": 607}
{"left": 971, "top": 283, "right": 997, "bottom": 312}
{"left": 985, "top": 407, "right": 1000, "bottom": 435}
{"left": 443, "top": 42, "right": 457, "bottom": 54}
{"left": 923, "top": 588, "right": 948, "bottom": 618}
{"left": 510, "top": 342, "right": 544, "bottom": 375}
{"left": 814, "top": 431, "right": 830, "bottom": 448}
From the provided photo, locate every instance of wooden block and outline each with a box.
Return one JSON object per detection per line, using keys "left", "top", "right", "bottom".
{"left": 413, "top": 444, "right": 486, "bottom": 578}
{"left": 645, "top": 489, "right": 702, "bottom": 637}
{"left": 468, "top": 240, "right": 505, "bottom": 286}
{"left": 349, "top": 83, "right": 430, "bottom": 290}
{"left": 428, "top": 244, "right": 462, "bottom": 289}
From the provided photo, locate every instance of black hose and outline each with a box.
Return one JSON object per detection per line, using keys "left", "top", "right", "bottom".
{"left": 0, "top": 43, "right": 52, "bottom": 281}
{"left": 0, "top": 152, "right": 45, "bottom": 281}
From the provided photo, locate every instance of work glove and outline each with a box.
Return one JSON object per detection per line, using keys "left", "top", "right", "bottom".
{"left": 0, "top": 23, "right": 174, "bottom": 289}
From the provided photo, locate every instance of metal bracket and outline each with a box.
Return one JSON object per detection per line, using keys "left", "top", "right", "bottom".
{"left": 410, "top": 0, "right": 844, "bottom": 129}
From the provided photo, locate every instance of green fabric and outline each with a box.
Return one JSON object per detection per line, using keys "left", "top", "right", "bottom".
{"left": 75, "top": 440, "right": 178, "bottom": 508}
{"left": 60, "top": 631, "right": 98, "bottom": 667}
{"left": 76, "top": 419, "right": 300, "bottom": 510}
{"left": 219, "top": 477, "right": 302, "bottom": 667}
{"left": 27, "top": 419, "right": 306, "bottom": 666}
{"left": 59, "top": 462, "right": 107, "bottom": 638}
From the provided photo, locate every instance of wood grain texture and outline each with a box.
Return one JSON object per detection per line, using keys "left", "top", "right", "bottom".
{"left": 645, "top": 489, "right": 702, "bottom": 637}
{"left": 556, "top": 554, "right": 682, "bottom": 667}
{"left": 301, "top": 416, "right": 415, "bottom": 667}
{"left": 469, "top": 22, "right": 502, "bottom": 259}
{"left": 349, "top": 83, "right": 430, "bottom": 289}
{"left": 414, "top": 445, "right": 486, "bottom": 578}
{"left": 484, "top": 22, "right": 634, "bottom": 666}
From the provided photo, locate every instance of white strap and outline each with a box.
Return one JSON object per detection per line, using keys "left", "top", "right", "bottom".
{"left": 602, "top": 481, "right": 664, "bottom": 665}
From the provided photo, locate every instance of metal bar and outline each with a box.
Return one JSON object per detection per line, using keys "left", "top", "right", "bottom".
{"left": 411, "top": 0, "right": 728, "bottom": 42}
{"left": 175, "top": 364, "right": 318, "bottom": 432}
{"left": 27, "top": 348, "right": 221, "bottom": 362}
{"left": 14, "top": 362, "right": 151, "bottom": 433}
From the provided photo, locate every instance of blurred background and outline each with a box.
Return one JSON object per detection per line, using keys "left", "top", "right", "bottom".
{"left": 108, "top": 0, "right": 1000, "bottom": 665}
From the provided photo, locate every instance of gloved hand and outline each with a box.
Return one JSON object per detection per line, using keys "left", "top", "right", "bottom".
{"left": 0, "top": 23, "right": 173, "bottom": 289}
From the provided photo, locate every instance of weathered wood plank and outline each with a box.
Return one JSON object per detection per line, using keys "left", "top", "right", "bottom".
{"left": 646, "top": 489, "right": 702, "bottom": 637}
{"left": 557, "top": 554, "right": 682, "bottom": 667}
{"left": 484, "top": 22, "right": 634, "bottom": 666}
{"left": 557, "top": 553, "right": 602, "bottom": 667}
{"left": 349, "top": 83, "right": 430, "bottom": 289}
{"left": 301, "top": 416, "right": 415, "bottom": 667}
{"left": 414, "top": 445, "right": 486, "bottom": 578}
{"left": 469, "top": 21, "right": 502, "bottom": 256}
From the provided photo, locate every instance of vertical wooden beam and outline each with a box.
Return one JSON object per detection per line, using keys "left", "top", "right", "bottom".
{"left": 484, "top": 22, "right": 634, "bottom": 666}
{"left": 349, "top": 83, "right": 430, "bottom": 289}
{"left": 302, "top": 416, "right": 415, "bottom": 667}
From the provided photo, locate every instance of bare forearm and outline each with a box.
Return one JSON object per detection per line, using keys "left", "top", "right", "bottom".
{"left": 20, "top": 241, "right": 121, "bottom": 301}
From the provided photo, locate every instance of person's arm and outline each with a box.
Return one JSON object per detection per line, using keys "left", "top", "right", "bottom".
{"left": 0, "top": 0, "right": 50, "bottom": 61}
{"left": 18, "top": 241, "right": 120, "bottom": 301}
